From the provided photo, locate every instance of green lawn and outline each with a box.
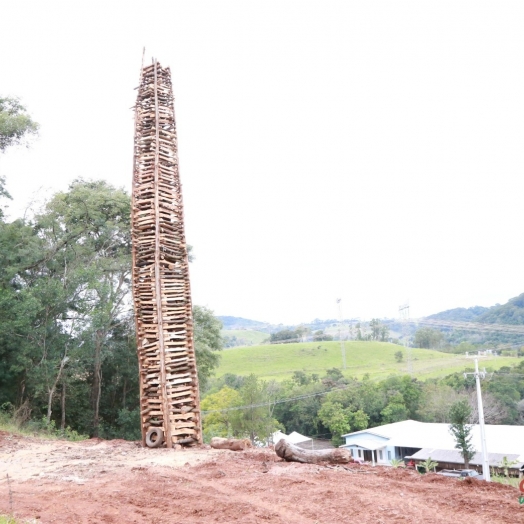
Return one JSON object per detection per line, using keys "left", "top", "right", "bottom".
{"left": 222, "top": 329, "right": 269, "bottom": 347}
{"left": 215, "top": 340, "right": 522, "bottom": 382}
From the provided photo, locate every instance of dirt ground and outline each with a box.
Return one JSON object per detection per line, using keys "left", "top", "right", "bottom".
{"left": 0, "top": 431, "right": 522, "bottom": 523}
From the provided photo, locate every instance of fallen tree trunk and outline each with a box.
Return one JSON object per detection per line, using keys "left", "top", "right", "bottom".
{"left": 210, "top": 437, "right": 253, "bottom": 451}
{"left": 275, "top": 439, "right": 353, "bottom": 464}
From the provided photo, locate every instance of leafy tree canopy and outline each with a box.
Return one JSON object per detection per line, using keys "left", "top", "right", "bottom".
{"left": 0, "top": 96, "right": 39, "bottom": 152}
{"left": 414, "top": 327, "right": 444, "bottom": 349}
{"left": 449, "top": 399, "right": 476, "bottom": 468}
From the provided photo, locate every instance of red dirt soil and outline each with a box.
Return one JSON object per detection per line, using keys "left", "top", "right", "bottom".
{"left": 0, "top": 431, "right": 522, "bottom": 523}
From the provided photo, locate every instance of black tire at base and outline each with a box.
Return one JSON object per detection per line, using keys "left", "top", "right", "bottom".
{"left": 145, "top": 427, "right": 164, "bottom": 448}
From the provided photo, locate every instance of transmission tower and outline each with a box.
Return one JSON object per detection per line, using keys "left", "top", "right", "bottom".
{"left": 337, "top": 298, "right": 346, "bottom": 369}
{"left": 399, "top": 302, "right": 411, "bottom": 374}
{"left": 132, "top": 59, "right": 202, "bottom": 448}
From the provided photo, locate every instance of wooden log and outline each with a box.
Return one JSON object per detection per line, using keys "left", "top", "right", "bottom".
{"left": 274, "top": 439, "right": 353, "bottom": 464}
{"left": 210, "top": 437, "right": 253, "bottom": 451}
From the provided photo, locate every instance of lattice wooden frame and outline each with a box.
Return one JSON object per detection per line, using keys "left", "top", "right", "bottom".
{"left": 132, "top": 59, "right": 202, "bottom": 448}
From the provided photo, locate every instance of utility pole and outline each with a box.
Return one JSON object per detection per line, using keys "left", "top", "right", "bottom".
{"left": 464, "top": 359, "right": 491, "bottom": 482}
{"left": 337, "top": 298, "right": 346, "bottom": 370}
{"left": 399, "top": 302, "right": 411, "bottom": 375}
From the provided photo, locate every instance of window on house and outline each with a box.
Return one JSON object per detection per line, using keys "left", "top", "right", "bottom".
{"left": 388, "top": 451, "right": 391, "bottom": 460}
{"left": 358, "top": 449, "right": 362, "bottom": 458}
{"left": 379, "top": 450, "right": 383, "bottom": 460}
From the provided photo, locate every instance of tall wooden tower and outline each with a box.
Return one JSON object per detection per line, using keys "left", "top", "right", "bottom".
{"left": 132, "top": 59, "right": 202, "bottom": 448}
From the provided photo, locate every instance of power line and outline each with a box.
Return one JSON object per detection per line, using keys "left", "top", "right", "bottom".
{"left": 399, "top": 302, "right": 411, "bottom": 375}
{"left": 202, "top": 384, "right": 350, "bottom": 414}
{"left": 337, "top": 298, "right": 347, "bottom": 370}
{"left": 409, "top": 318, "right": 524, "bottom": 335}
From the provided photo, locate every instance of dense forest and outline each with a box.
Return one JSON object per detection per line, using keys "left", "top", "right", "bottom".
{"left": 202, "top": 359, "right": 524, "bottom": 445}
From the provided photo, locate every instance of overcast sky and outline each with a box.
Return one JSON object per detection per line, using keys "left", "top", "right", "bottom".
{"left": 1, "top": 1, "right": 523, "bottom": 324}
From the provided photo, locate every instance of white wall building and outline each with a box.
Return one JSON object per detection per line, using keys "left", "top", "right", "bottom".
{"left": 271, "top": 430, "right": 311, "bottom": 445}
{"left": 340, "top": 420, "right": 524, "bottom": 469}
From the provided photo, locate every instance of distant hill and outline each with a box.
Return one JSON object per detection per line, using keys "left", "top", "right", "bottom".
{"left": 422, "top": 293, "right": 524, "bottom": 347}
{"left": 426, "top": 305, "right": 492, "bottom": 322}
{"left": 219, "top": 292, "right": 524, "bottom": 348}
{"left": 476, "top": 292, "right": 524, "bottom": 325}
{"left": 217, "top": 316, "right": 283, "bottom": 333}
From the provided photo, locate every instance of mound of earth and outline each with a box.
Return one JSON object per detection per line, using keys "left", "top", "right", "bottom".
{"left": 0, "top": 431, "right": 521, "bottom": 523}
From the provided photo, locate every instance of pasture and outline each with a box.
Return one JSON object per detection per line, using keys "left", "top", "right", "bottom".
{"left": 215, "top": 340, "right": 522, "bottom": 381}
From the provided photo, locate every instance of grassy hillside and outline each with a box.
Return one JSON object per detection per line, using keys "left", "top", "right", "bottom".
{"left": 222, "top": 329, "right": 269, "bottom": 347}
{"left": 215, "top": 341, "right": 522, "bottom": 382}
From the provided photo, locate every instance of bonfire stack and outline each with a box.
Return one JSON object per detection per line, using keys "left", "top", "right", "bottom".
{"left": 132, "top": 59, "right": 201, "bottom": 448}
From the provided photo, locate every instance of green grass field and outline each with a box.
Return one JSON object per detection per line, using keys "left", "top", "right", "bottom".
{"left": 215, "top": 340, "right": 522, "bottom": 382}
{"left": 222, "top": 329, "right": 269, "bottom": 347}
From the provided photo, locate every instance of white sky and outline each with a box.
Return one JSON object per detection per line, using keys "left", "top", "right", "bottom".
{"left": 1, "top": 1, "right": 523, "bottom": 324}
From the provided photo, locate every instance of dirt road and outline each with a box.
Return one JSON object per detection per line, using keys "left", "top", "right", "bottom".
{"left": 0, "top": 431, "right": 522, "bottom": 523}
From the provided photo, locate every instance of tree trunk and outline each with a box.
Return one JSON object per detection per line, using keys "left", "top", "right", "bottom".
{"left": 210, "top": 437, "right": 253, "bottom": 451}
{"left": 92, "top": 331, "right": 104, "bottom": 437}
{"left": 275, "top": 439, "right": 353, "bottom": 464}
{"left": 18, "top": 376, "right": 26, "bottom": 407}
{"left": 61, "top": 382, "right": 66, "bottom": 431}
{"left": 46, "top": 356, "right": 68, "bottom": 424}
{"left": 122, "top": 378, "right": 127, "bottom": 409}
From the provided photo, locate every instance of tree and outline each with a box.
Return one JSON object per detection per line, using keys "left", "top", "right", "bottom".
{"left": 35, "top": 179, "right": 132, "bottom": 436}
{"left": 369, "top": 319, "right": 389, "bottom": 341}
{"left": 272, "top": 378, "right": 326, "bottom": 438}
{"left": 234, "top": 374, "right": 280, "bottom": 443}
{"left": 270, "top": 329, "right": 298, "bottom": 343}
{"left": 380, "top": 392, "right": 409, "bottom": 423}
{"left": 0, "top": 97, "right": 38, "bottom": 219}
{"left": 369, "top": 319, "right": 381, "bottom": 340}
{"left": 394, "top": 350, "right": 404, "bottom": 363}
{"left": 0, "top": 96, "right": 39, "bottom": 152}
{"left": 318, "top": 400, "right": 368, "bottom": 446}
{"left": 498, "top": 456, "right": 518, "bottom": 480}
{"left": 355, "top": 323, "right": 363, "bottom": 340}
{"left": 201, "top": 386, "right": 242, "bottom": 440}
{"left": 313, "top": 330, "right": 333, "bottom": 341}
{"left": 0, "top": 175, "right": 10, "bottom": 220}
{"left": 466, "top": 390, "right": 508, "bottom": 425}
{"left": 417, "top": 383, "right": 462, "bottom": 423}
{"left": 449, "top": 400, "right": 476, "bottom": 468}
{"left": 291, "top": 371, "right": 314, "bottom": 387}
{"left": 414, "top": 327, "right": 444, "bottom": 349}
{"left": 321, "top": 367, "right": 347, "bottom": 388}
{"left": 193, "top": 305, "right": 223, "bottom": 391}
{"left": 0, "top": 179, "right": 133, "bottom": 436}
{"left": 318, "top": 401, "right": 350, "bottom": 443}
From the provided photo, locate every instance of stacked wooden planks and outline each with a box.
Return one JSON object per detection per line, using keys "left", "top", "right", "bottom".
{"left": 132, "top": 59, "right": 202, "bottom": 448}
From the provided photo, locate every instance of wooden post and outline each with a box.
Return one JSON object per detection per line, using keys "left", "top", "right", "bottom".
{"left": 132, "top": 58, "right": 202, "bottom": 448}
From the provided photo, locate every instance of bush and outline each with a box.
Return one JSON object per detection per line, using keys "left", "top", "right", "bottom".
{"left": 24, "top": 417, "right": 87, "bottom": 441}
